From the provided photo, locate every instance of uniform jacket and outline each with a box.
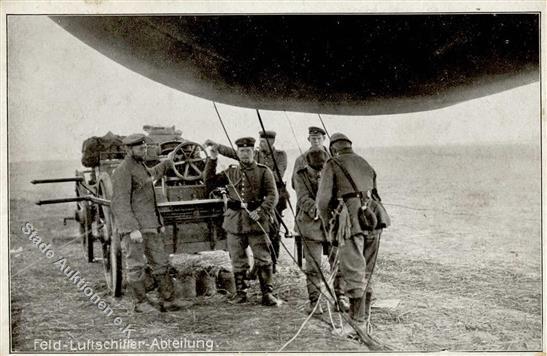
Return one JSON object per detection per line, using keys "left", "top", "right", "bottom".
{"left": 291, "top": 146, "right": 330, "bottom": 189}
{"left": 316, "top": 147, "right": 377, "bottom": 237}
{"left": 111, "top": 155, "right": 171, "bottom": 234}
{"left": 293, "top": 165, "right": 326, "bottom": 241}
{"left": 217, "top": 143, "right": 287, "bottom": 185}
{"left": 204, "top": 158, "right": 278, "bottom": 235}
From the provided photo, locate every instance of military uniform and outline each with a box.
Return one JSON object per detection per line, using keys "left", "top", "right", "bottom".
{"left": 111, "top": 134, "right": 179, "bottom": 312}
{"left": 293, "top": 148, "right": 348, "bottom": 312}
{"left": 204, "top": 137, "right": 280, "bottom": 305}
{"left": 215, "top": 130, "right": 288, "bottom": 270}
{"left": 316, "top": 133, "right": 383, "bottom": 327}
{"left": 291, "top": 126, "right": 330, "bottom": 189}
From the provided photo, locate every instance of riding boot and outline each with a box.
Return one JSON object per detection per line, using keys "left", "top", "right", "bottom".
{"left": 306, "top": 273, "right": 322, "bottom": 315}
{"left": 341, "top": 297, "right": 367, "bottom": 336}
{"left": 363, "top": 290, "right": 373, "bottom": 323}
{"left": 258, "top": 265, "right": 280, "bottom": 306}
{"left": 129, "top": 280, "right": 158, "bottom": 313}
{"left": 233, "top": 272, "right": 248, "bottom": 303}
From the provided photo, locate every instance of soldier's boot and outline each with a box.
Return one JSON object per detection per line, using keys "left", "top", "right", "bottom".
{"left": 233, "top": 272, "right": 248, "bottom": 303}
{"left": 258, "top": 265, "right": 281, "bottom": 307}
{"left": 340, "top": 297, "right": 368, "bottom": 337}
{"left": 362, "top": 291, "right": 374, "bottom": 334}
{"left": 306, "top": 277, "right": 322, "bottom": 315}
{"left": 333, "top": 272, "right": 350, "bottom": 312}
{"left": 158, "top": 273, "right": 192, "bottom": 312}
{"left": 129, "top": 280, "right": 158, "bottom": 313}
{"left": 270, "top": 236, "right": 281, "bottom": 274}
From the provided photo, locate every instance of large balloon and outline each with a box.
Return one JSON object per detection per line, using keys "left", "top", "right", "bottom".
{"left": 51, "top": 15, "right": 539, "bottom": 115}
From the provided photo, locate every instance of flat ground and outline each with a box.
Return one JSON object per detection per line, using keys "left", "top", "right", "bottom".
{"left": 9, "top": 144, "right": 542, "bottom": 352}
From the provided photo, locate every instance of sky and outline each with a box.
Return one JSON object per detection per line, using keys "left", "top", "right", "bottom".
{"left": 7, "top": 16, "right": 541, "bottom": 162}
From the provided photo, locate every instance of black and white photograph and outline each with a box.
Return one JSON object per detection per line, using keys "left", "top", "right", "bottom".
{"left": 2, "top": 2, "right": 544, "bottom": 354}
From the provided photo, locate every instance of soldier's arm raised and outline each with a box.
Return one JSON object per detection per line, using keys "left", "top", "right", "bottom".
{"left": 316, "top": 161, "right": 335, "bottom": 225}
{"left": 111, "top": 165, "right": 140, "bottom": 234}
{"left": 294, "top": 171, "right": 317, "bottom": 218}
{"left": 216, "top": 143, "right": 238, "bottom": 161}
{"left": 204, "top": 157, "right": 228, "bottom": 191}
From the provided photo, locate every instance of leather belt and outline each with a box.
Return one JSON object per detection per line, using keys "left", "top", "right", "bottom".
{"left": 341, "top": 191, "right": 368, "bottom": 202}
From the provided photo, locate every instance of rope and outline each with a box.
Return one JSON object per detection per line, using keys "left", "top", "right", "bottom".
{"left": 256, "top": 110, "right": 389, "bottom": 349}
{"left": 317, "top": 113, "right": 331, "bottom": 139}
{"left": 212, "top": 105, "right": 339, "bottom": 309}
{"left": 211, "top": 104, "right": 278, "bottom": 261}
{"left": 284, "top": 111, "right": 304, "bottom": 155}
{"left": 211, "top": 105, "right": 390, "bottom": 350}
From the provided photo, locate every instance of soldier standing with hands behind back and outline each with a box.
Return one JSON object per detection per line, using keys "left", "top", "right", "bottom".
{"left": 204, "top": 137, "right": 281, "bottom": 306}
{"left": 111, "top": 133, "right": 190, "bottom": 313}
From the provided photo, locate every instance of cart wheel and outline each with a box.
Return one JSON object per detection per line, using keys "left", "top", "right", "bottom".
{"left": 171, "top": 141, "right": 208, "bottom": 181}
{"left": 101, "top": 229, "right": 123, "bottom": 297}
{"left": 98, "top": 175, "right": 123, "bottom": 297}
{"left": 75, "top": 170, "right": 94, "bottom": 263}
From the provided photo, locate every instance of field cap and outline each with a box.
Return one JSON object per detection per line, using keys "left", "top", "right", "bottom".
{"left": 123, "top": 133, "right": 147, "bottom": 147}
{"left": 235, "top": 137, "right": 256, "bottom": 148}
{"left": 308, "top": 126, "right": 326, "bottom": 136}
{"left": 259, "top": 130, "right": 277, "bottom": 139}
{"left": 329, "top": 132, "right": 352, "bottom": 146}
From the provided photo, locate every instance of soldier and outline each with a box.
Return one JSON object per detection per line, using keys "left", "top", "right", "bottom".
{"left": 293, "top": 148, "right": 350, "bottom": 315}
{"left": 291, "top": 126, "right": 330, "bottom": 188}
{"left": 205, "top": 131, "right": 288, "bottom": 271}
{"left": 316, "top": 132, "right": 384, "bottom": 334}
{"left": 204, "top": 137, "right": 281, "bottom": 306}
{"left": 111, "top": 133, "right": 189, "bottom": 313}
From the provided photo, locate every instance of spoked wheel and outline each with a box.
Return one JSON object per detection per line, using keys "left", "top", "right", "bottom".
{"left": 171, "top": 141, "right": 208, "bottom": 181}
{"left": 97, "top": 174, "right": 123, "bottom": 297}
{"left": 75, "top": 170, "right": 94, "bottom": 263}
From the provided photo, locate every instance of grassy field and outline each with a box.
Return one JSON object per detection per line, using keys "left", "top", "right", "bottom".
{"left": 8, "top": 143, "right": 542, "bottom": 352}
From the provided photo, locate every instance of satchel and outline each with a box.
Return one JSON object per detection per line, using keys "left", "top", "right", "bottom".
{"left": 331, "top": 158, "right": 389, "bottom": 231}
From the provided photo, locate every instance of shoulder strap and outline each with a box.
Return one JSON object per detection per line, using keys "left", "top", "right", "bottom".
{"left": 331, "top": 158, "right": 361, "bottom": 196}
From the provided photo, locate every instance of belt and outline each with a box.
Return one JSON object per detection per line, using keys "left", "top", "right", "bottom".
{"left": 227, "top": 200, "right": 262, "bottom": 210}
{"left": 341, "top": 191, "right": 369, "bottom": 202}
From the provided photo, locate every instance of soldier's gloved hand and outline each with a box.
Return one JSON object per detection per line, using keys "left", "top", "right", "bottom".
{"left": 249, "top": 209, "right": 261, "bottom": 221}
{"left": 159, "top": 226, "right": 166, "bottom": 234}
{"left": 129, "top": 230, "right": 143, "bottom": 243}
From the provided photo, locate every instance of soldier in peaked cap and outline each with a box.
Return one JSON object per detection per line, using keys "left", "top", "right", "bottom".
{"left": 293, "top": 147, "right": 350, "bottom": 315}
{"left": 111, "top": 133, "right": 189, "bottom": 313}
{"left": 204, "top": 130, "right": 288, "bottom": 272}
{"left": 316, "top": 132, "right": 387, "bottom": 336}
{"left": 204, "top": 136, "right": 281, "bottom": 306}
{"left": 291, "top": 126, "right": 330, "bottom": 189}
